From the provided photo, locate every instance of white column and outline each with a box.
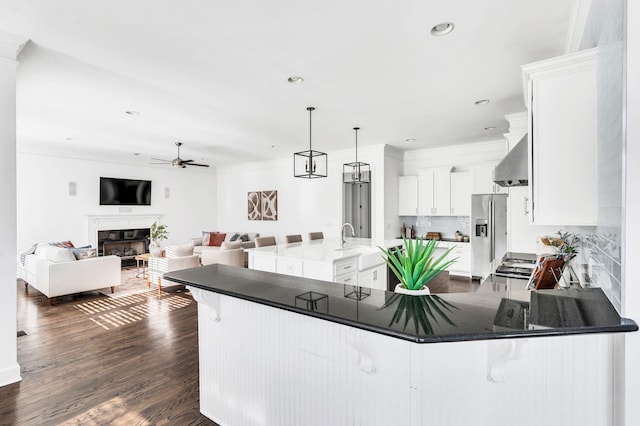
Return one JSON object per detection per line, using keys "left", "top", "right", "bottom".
{"left": 623, "top": 2, "right": 640, "bottom": 424}
{"left": 0, "top": 31, "right": 28, "bottom": 387}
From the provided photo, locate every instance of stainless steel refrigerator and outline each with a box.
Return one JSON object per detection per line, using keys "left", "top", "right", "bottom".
{"left": 471, "top": 194, "right": 508, "bottom": 279}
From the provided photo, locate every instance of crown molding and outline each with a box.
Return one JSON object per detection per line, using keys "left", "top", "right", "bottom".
{"left": 565, "top": 0, "right": 593, "bottom": 54}
{"left": 0, "top": 31, "right": 29, "bottom": 61}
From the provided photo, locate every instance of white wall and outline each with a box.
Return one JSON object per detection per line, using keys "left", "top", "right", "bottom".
{"left": 623, "top": 2, "right": 640, "bottom": 424}
{"left": 383, "top": 145, "right": 404, "bottom": 239}
{"left": 402, "top": 140, "right": 507, "bottom": 175}
{"left": 216, "top": 145, "right": 387, "bottom": 243}
{"left": 0, "top": 31, "right": 25, "bottom": 387}
{"left": 16, "top": 152, "right": 217, "bottom": 251}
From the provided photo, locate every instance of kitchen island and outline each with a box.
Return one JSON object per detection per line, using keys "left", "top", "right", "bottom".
{"left": 165, "top": 265, "right": 636, "bottom": 426}
{"left": 246, "top": 237, "right": 404, "bottom": 290}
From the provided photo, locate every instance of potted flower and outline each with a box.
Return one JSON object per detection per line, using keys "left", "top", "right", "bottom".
{"left": 149, "top": 222, "right": 169, "bottom": 257}
{"left": 379, "top": 237, "right": 457, "bottom": 295}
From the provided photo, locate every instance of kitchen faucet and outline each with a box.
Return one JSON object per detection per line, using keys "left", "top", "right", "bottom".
{"left": 341, "top": 223, "right": 355, "bottom": 247}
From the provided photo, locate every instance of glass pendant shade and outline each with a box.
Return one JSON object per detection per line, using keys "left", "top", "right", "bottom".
{"left": 343, "top": 127, "right": 370, "bottom": 184}
{"left": 294, "top": 107, "right": 328, "bottom": 179}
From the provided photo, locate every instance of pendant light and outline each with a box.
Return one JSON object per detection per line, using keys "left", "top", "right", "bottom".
{"left": 343, "top": 127, "right": 370, "bottom": 183}
{"left": 294, "top": 107, "right": 328, "bottom": 179}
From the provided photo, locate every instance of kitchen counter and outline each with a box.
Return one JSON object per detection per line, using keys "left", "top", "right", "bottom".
{"left": 168, "top": 265, "right": 637, "bottom": 425}
{"left": 245, "top": 237, "right": 403, "bottom": 263}
{"left": 164, "top": 265, "right": 636, "bottom": 343}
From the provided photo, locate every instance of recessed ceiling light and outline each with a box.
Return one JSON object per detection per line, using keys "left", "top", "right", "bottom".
{"left": 125, "top": 110, "right": 140, "bottom": 116}
{"left": 484, "top": 126, "right": 496, "bottom": 131}
{"left": 65, "top": 137, "right": 72, "bottom": 141}
{"left": 405, "top": 138, "right": 416, "bottom": 142}
{"left": 287, "top": 76, "right": 304, "bottom": 84}
{"left": 474, "top": 99, "right": 490, "bottom": 105}
{"left": 133, "top": 152, "right": 140, "bottom": 156}
{"left": 431, "top": 22, "right": 455, "bottom": 36}
{"left": 271, "top": 145, "right": 279, "bottom": 148}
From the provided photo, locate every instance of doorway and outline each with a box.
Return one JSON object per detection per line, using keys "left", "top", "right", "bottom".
{"left": 342, "top": 181, "right": 371, "bottom": 238}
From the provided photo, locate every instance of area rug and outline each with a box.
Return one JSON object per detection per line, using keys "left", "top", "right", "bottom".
{"left": 97, "top": 266, "right": 150, "bottom": 298}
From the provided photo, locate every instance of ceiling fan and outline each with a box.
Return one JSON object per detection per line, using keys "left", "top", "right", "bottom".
{"left": 150, "top": 142, "right": 210, "bottom": 168}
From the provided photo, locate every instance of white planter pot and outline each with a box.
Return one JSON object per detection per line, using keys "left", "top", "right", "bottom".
{"left": 394, "top": 284, "right": 431, "bottom": 296}
{"left": 149, "top": 241, "right": 162, "bottom": 257}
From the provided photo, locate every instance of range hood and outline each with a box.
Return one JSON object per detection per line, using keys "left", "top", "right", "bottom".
{"left": 493, "top": 134, "right": 528, "bottom": 187}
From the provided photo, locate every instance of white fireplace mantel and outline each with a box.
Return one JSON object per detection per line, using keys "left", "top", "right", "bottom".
{"left": 87, "top": 214, "right": 161, "bottom": 248}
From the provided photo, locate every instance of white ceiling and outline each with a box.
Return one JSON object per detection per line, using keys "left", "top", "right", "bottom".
{"left": 0, "top": 0, "right": 575, "bottom": 169}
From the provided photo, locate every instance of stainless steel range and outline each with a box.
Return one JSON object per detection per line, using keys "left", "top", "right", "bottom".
{"left": 494, "top": 252, "right": 538, "bottom": 279}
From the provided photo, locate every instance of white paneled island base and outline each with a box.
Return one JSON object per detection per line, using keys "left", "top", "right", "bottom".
{"left": 190, "top": 287, "right": 616, "bottom": 426}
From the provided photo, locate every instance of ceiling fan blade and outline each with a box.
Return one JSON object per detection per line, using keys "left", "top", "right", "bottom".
{"left": 149, "top": 162, "right": 171, "bottom": 165}
{"left": 150, "top": 158, "right": 171, "bottom": 162}
{"left": 186, "top": 163, "right": 210, "bottom": 167}
{"left": 182, "top": 159, "right": 194, "bottom": 163}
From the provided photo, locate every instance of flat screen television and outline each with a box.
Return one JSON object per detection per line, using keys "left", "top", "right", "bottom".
{"left": 100, "top": 177, "right": 152, "bottom": 206}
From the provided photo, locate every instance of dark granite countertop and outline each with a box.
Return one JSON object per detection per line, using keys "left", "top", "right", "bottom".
{"left": 164, "top": 265, "right": 637, "bottom": 344}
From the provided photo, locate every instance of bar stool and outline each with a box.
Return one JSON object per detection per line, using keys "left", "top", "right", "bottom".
{"left": 255, "top": 236, "right": 277, "bottom": 247}
{"left": 285, "top": 234, "right": 302, "bottom": 243}
{"left": 307, "top": 232, "right": 324, "bottom": 240}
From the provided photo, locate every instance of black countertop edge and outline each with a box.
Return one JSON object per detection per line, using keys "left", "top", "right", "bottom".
{"left": 166, "top": 267, "right": 638, "bottom": 344}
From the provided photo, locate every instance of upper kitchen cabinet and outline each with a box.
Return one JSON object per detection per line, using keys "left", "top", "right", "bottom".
{"left": 398, "top": 175, "right": 418, "bottom": 216}
{"left": 471, "top": 164, "right": 508, "bottom": 195}
{"left": 418, "top": 167, "right": 452, "bottom": 216}
{"left": 450, "top": 171, "right": 471, "bottom": 216}
{"left": 522, "top": 48, "right": 598, "bottom": 226}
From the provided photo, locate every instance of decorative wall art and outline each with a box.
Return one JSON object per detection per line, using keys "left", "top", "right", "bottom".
{"left": 247, "top": 191, "right": 262, "bottom": 220}
{"left": 247, "top": 190, "right": 278, "bottom": 221}
{"left": 261, "top": 190, "right": 278, "bottom": 221}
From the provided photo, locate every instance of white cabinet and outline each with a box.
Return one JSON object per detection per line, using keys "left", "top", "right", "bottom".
{"left": 249, "top": 253, "right": 276, "bottom": 272}
{"left": 418, "top": 167, "right": 452, "bottom": 216}
{"left": 431, "top": 241, "right": 471, "bottom": 277}
{"left": 447, "top": 243, "right": 471, "bottom": 277}
{"left": 450, "top": 171, "right": 471, "bottom": 216}
{"left": 358, "top": 264, "right": 387, "bottom": 290}
{"left": 276, "top": 257, "right": 302, "bottom": 277}
{"left": 522, "top": 48, "right": 598, "bottom": 225}
{"left": 471, "top": 164, "right": 508, "bottom": 194}
{"left": 398, "top": 176, "right": 418, "bottom": 216}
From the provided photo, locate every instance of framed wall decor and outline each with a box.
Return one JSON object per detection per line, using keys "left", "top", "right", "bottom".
{"left": 247, "top": 191, "right": 262, "bottom": 220}
{"left": 261, "top": 190, "right": 278, "bottom": 221}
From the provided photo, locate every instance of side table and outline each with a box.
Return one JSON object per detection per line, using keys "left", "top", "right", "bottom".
{"left": 134, "top": 253, "right": 151, "bottom": 279}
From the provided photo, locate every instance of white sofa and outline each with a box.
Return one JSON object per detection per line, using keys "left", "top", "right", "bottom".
{"left": 17, "top": 244, "right": 122, "bottom": 305}
{"left": 193, "top": 232, "right": 258, "bottom": 268}
{"left": 200, "top": 241, "right": 245, "bottom": 267}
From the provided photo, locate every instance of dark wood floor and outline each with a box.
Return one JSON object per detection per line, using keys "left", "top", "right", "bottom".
{"left": 0, "top": 281, "right": 217, "bottom": 426}
{"left": 1, "top": 273, "right": 478, "bottom": 425}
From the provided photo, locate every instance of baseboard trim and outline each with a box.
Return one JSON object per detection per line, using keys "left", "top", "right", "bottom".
{"left": 0, "top": 363, "right": 22, "bottom": 387}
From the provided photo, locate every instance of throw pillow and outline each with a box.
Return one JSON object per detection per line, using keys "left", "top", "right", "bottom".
{"left": 210, "top": 233, "right": 226, "bottom": 247}
{"left": 46, "top": 246, "right": 77, "bottom": 262}
{"left": 72, "top": 247, "right": 97, "bottom": 260}
{"left": 221, "top": 241, "right": 242, "bottom": 250}
{"left": 239, "top": 233, "right": 249, "bottom": 242}
{"left": 165, "top": 242, "right": 195, "bottom": 258}
{"left": 49, "top": 240, "right": 75, "bottom": 248}
{"left": 202, "top": 231, "right": 217, "bottom": 246}
{"left": 229, "top": 233, "right": 241, "bottom": 242}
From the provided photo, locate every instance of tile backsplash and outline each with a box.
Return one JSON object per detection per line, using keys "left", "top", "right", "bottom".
{"left": 399, "top": 216, "right": 470, "bottom": 240}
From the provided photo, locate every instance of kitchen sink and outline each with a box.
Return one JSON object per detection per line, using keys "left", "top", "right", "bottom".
{"left": 356, "top": 247, "right": 385, "bottom": 271}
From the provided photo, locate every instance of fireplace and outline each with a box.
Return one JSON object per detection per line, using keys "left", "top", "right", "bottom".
{"left": 97, "top": 228, "right": 150, "bottom": 260}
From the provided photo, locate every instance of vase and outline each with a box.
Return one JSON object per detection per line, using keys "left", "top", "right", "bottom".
{"left": 394, "top": 284, "right": 431, "bottom": 296}
{"left": 149, "top": 240, "right": 162, "bottom": 257}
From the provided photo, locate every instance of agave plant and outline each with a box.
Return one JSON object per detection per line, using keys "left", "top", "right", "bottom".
{"left": 380, "top": 293, "right": 459, "bottom": 335}
{"left": 379, "top": 237, "right": 457, "bottom": 291}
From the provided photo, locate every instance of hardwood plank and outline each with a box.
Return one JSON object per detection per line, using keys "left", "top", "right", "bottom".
{"left": 0, "top": 280, "right": 217, "bottom": 426}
